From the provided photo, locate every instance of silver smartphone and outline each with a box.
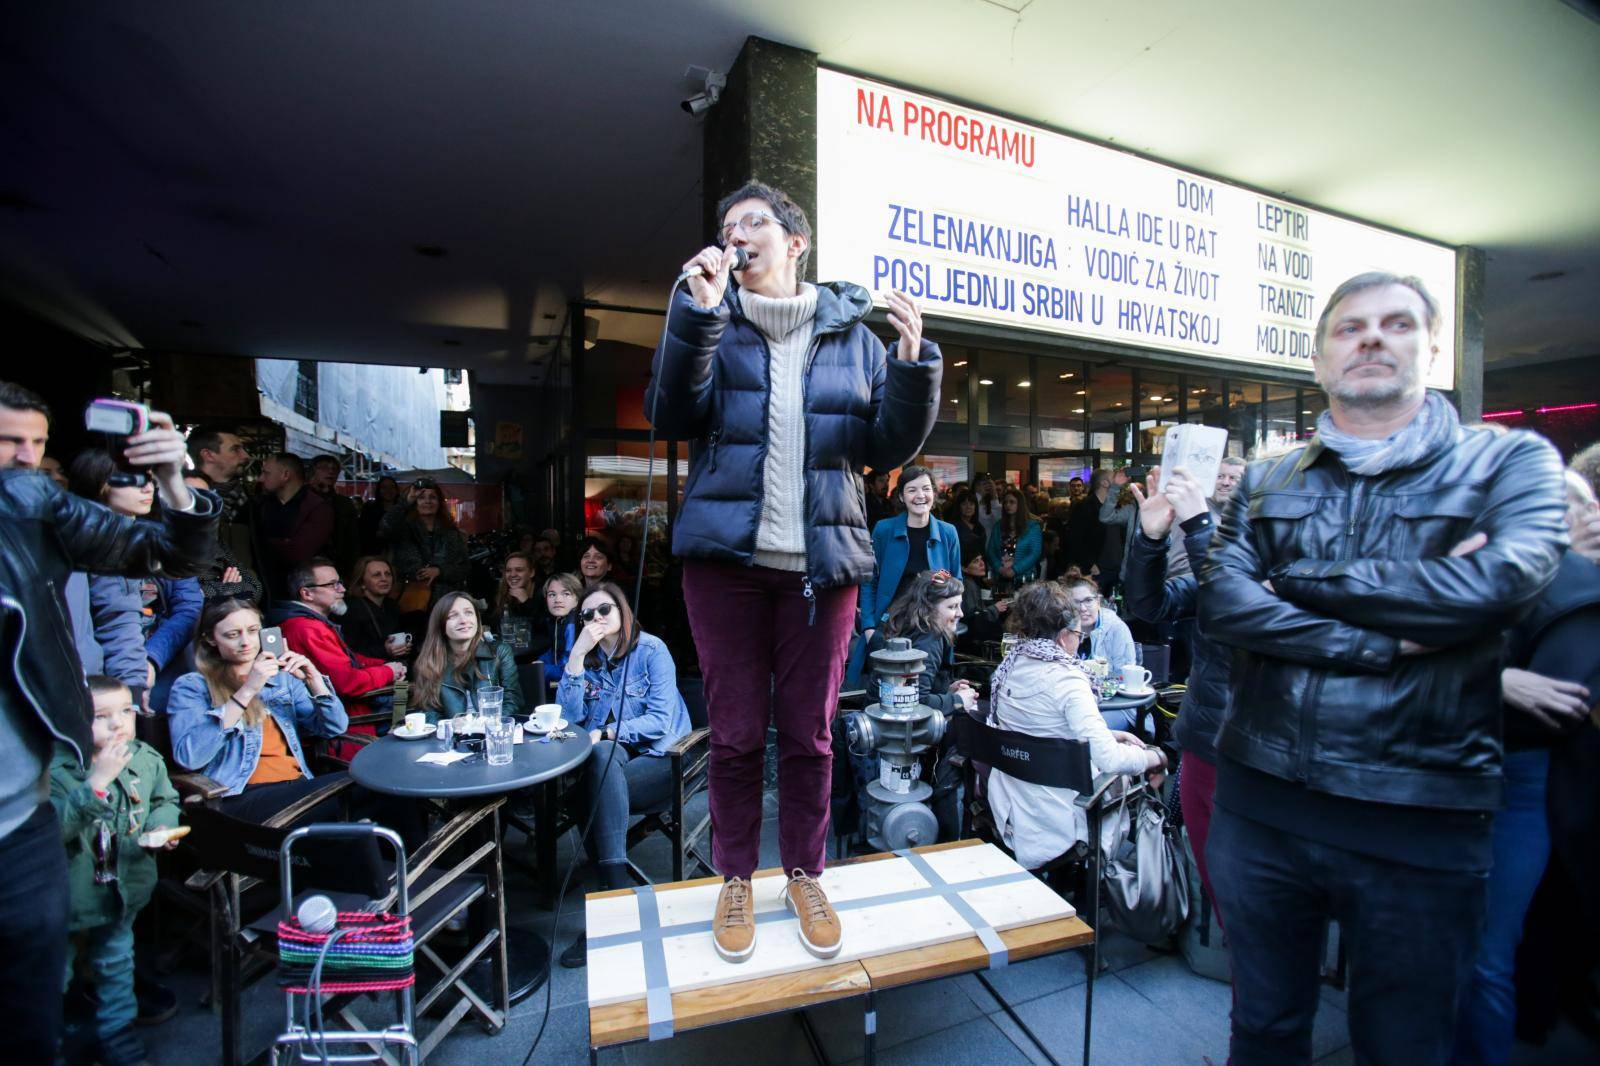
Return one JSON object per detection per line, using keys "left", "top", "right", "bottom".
{"left": 259, "top": 626, "right": 286, "bottom": 660}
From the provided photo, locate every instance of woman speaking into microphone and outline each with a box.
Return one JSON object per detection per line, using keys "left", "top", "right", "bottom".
{"left": 646, "top": 181, "right": 941, "bottom": 963}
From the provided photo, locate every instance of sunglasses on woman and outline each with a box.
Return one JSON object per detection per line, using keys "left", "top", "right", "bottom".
{"left": 578, "top": 602, "right": 616, "bottom": 623}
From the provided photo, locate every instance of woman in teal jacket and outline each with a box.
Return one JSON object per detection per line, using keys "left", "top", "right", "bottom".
{"left": 848, "top": 465, "right": 962, "bottom": 687}
{"left": 985, "top": 487, "right": 1043, "bottom": 595}
{"left": 408, "top": 592, "right": 524, "bottom": 722}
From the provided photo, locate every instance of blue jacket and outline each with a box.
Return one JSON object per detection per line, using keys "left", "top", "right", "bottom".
{"left": 555, "top": 632, "right": 690, "bottom": 757}
{"left": 67, "top": 573, "right": 147, "bottom": 701}
{"left": 1078, "top": 604, "right": 1138, "bottom": 674}
{"left": 144, "top": 576, "right": 203, "bottom": 713}
{"left": 537, "top": 618, "right": 578, "bottom": 674}
{"left": 167, "top": 670, "right": 348, "bottom": 795}
{"left": 859, "top": 515, "right": 963, "bottom": 631}
{"left": 984, "top": 519, "right": 1043, "bottom": 582}
{"left": 1123, "top": 516, "right": 1228, "bottom": 762}
{"left": 645, "top": 282, "right": 942, "bottom": 589}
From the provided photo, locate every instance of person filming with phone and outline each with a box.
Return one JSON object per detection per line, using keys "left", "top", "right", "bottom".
{"left": 0, "top": 381, "right": 220, "bottom": 1063}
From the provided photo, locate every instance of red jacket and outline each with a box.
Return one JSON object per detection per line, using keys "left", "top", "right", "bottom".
{"left": 277, "top": 608, "right": 391, "bottom": 703}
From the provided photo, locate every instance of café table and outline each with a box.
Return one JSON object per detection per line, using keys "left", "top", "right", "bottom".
{"left": 351, "top": 727, "right": 592, "bottom": 1008}
{"left": 1098, "top": 689, "right": 1159, "bottom": 736}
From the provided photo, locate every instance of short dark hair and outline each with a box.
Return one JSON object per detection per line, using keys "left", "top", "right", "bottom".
{"left": 187, "top": 424, "right": 233, "bottom": 464}
{"left": 0, "top": 380, "right": 51, "bottom": 424}
{"left": 288, "top": 556, "right": 339, "bottom": 601}
{"left": 85, "top": 675, "right": 130, "bottom": 700}
{"left": 1571, "top": 441, "right": 1600, "bottom": 499}
{"left": 268, "top": 451, "right": 306, "bottom": 480}
{"left": 1009, "top": 581, "right": 1079, "bottom": 640}
{"left": 895, "top": 464, "right": 935, "bottom": 497}
{"left": 310, "top": 454, "right": 341, "bottom": 474}
{"left": 715, "top": 180, "right": 812, "bottom": 279}
{"left": 1314, "top": 271, "right": 1440, "bottom": 353}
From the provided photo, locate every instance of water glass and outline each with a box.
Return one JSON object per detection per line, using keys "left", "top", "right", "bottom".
{"left": 477, "top": 685, "right": 505, "bottom": 718}
{"left": 485, "top": 715, "right": 516, "bottom": 766}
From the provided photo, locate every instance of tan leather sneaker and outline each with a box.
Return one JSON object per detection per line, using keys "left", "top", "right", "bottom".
{"left": 784, "top": 870, "right": 843, "bottom": 959}
{"left": 712, "top": 877, "right": 755, "bottom": 963}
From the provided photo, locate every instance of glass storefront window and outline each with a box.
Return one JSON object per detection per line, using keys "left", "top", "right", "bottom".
{"left": 977, "top": 349, "right": 1031, "bottom": 428}
{"left": 1036, "top": 356, "right": 1086, "bottom": 441}
{"left": 921, "top": 453, "right": 969, "bottom": 491}
{"left": 1086, "top": 364, "right": 1134, "bottom": 455}
{"left": 1182, "top": 373, "right": 1228, "bottom": 430}
{"left": 1263, "top": 384, "right": 1299, "bottom": 455}
{"left": 1139, "top": 369, "right": 1180, "bottom": 460}
{"left": 940, "top": 346, "right": 970, "bottom": 425}
{"left": 1227, "top": 382, "right": 1265, "bottom": 458}
{"left": 582, "top": 437, "right": 674, "bottom": 544}
{"left": 1300, "top": 389, "right": 1328, "bottom": 439}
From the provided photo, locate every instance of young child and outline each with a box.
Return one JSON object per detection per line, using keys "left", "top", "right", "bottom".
{"left": 51, "top": 676, "right": 183, "bottom": 1066}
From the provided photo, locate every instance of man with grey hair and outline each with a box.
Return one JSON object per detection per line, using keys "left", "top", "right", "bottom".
{"left": 1198, "top": 272, "right": 1568, "bottom": 1062}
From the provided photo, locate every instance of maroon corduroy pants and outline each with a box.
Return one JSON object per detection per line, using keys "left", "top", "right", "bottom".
{"left": 682, "top": 560, "right": 857, "bottom": 879}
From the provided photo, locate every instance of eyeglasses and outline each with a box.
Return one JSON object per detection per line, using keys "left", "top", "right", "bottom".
{"left": 716, "top": 210, "right": 785, "bottom": 247}
{"left": 306, "top": 580, "right": 345, "bottom": 590}
{"left": 578, "top": 602, "right": 616, "bottom": 623}
{"left": 1069, "top": 597, "right": 1099, "bottom": 609}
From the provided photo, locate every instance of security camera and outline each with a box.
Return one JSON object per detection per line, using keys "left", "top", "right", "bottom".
{"left": 681, "top": 65, "right": 726, "bottom": 116}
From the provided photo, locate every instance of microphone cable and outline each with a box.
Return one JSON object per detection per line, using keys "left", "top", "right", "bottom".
{"left": 520, "top": 262, "right": 718, "bottom": 1063}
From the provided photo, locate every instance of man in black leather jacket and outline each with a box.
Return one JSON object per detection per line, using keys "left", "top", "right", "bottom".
{"left": 1195, "top": 276, "right": 1568, "bottom": 1065}
{"left": 0, "top": 382, "right": 218, "bottom": 1063}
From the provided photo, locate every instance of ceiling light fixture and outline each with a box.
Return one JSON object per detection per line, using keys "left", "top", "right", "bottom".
{"left": 1018, "top": 380, "right": 1031, "bottom": 388}
{"left": 1075, "top": 389, "right": 1086, "bottom": 395}
{"left": 979, "top": 378, "right": 994, "bottom": 385}
{"left": 953, "top": 360, "right": 968, "bottom": 367}
{"left": 1072, "top": 407, "right": 1085, "bottom": 414}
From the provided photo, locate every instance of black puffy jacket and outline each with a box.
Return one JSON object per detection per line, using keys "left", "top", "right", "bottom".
{"left": 646, "top": 282, "right": 941, "bottom": 589}
{"left": 0, "top": 471, "right": 219, "bottom": 764}
{"left": 1198, "top": 424, "right": 1567, "bottom": 811}
{"left": 1122, "top": 517, "right": 1228, "bottom": 763}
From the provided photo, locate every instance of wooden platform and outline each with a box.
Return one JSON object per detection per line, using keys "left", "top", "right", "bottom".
{"left": 587, "top": 840, "right": 1093, "bottom": 1049}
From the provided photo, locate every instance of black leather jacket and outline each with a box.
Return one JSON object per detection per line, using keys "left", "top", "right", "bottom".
{"left": 1198, "top": 424, "right": 1567, "bottom": 811}
{"left": 1123, "top": 516, "right": 1228, "bottom": 763}
{"left": 0, "top": 471, "right": 219, "bottom": 765}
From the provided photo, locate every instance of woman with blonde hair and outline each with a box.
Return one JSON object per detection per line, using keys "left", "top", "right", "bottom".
{"left": 166, "top": 598, "right": 347, "bottom": 813}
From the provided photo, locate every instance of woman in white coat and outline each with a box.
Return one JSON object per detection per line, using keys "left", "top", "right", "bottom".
{"left": 985, "top": 580, "right": 1167, "bottom": 870}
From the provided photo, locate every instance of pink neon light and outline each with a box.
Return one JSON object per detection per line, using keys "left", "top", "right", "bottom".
{"left": 1480, "top": 409, "right": 1523, "bottom": 419}
{"left": 1535, "top": 402, "right": 1599, "bottom": 415}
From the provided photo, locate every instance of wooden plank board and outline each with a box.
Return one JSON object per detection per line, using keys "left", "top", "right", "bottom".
{"left": 859, "top": 916, "right": 1095, "bottom": 990}
{"left": 585, "top": 841, "right": 1075, "bottom": 1008}
{"left": 589, "top": 961, "right": 869, "bottom": 1048}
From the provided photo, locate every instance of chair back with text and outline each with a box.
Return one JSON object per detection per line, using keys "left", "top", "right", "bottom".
{"left": 951, "top": 714, "right": 1095, "bottom": 794}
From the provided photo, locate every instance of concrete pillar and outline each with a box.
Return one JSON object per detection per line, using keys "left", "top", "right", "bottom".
{"left": 702, "top": 36, "right": 819, "bottom": 281}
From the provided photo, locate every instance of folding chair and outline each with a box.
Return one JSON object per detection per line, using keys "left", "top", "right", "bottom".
{"left": 951, "top": 714, "right": 1134, "bottom": 1066}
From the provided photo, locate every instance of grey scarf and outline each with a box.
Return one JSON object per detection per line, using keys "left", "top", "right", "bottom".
{"left": 992, "top": 636, "right": 1080, "bottom": 695}
{"left": 1315, "top": 390, "right": 1459, "bottom": 476}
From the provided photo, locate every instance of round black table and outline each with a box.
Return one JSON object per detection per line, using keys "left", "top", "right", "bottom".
{"left": 351, "top": 729, "right": 592, "bottom": 1005}
{"left": 1098, "top": 689, "right": 1160, "bottom": 735}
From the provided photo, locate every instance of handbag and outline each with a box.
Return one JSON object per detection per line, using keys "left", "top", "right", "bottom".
{"left": 1101, "top": 789, "right": 1191, "bottom": 945}
{"left": 397, "top": 579, "right": 432, "bottom": 613}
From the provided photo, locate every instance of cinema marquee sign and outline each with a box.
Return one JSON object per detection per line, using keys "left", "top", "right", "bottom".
{"left": 816, "top": 70, "right": 1458, "bottom": 388}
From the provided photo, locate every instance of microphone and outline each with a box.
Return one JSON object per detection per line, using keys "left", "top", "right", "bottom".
{"left": 677, "top": 247, "right": 748, "bottom": 286}
{"left": 297, "top": 894, "right": 338, "bottom": 935}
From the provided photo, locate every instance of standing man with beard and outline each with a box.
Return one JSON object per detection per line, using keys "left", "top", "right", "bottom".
{"left": 1198, "top": 273, "right": 1568, "bottom": 1063}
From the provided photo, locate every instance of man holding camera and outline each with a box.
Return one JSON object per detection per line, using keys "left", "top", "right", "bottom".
{"left": 0, "top": 381, "right": 219, "bottom": 1064}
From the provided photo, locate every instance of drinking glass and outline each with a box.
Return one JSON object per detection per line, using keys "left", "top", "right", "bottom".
{"left": 435, "top": 719, "right": 455, "bottom": 747}
{"left": 477, "top": 685, "right": 505, "bottom": 719}
{"left": 485, "top": 715, "right": 516, "bottom": 766}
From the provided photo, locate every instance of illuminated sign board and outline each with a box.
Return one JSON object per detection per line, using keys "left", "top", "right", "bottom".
{"left": 815, "top": 70, "right": 1457, "bottom": 387}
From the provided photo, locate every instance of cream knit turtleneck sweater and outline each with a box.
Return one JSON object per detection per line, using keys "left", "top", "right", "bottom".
{"left": 740, "top": 283, "right": 818, "bottom": 573}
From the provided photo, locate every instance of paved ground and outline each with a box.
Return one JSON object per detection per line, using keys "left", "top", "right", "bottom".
{"left": 139, "top": 786, "right": 1596, "bottom": 1065}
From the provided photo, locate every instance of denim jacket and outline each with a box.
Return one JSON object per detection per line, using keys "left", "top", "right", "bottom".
{"left": 555, "top": 632, "right": 689, "bottom": 757}
{"left": 166, "top": 670, "right": 348, "bottom": 795}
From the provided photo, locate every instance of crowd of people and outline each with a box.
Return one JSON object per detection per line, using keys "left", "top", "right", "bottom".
{"left": 4, "top": 259, "right": 1600, "bottom": 1066}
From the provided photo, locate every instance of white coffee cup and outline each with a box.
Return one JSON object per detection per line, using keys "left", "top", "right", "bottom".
{"left": 532, "top": 703, "right": 561, "bottom": 731}
{"left": 404, "top": 711, "right": 426, "bottom": 732}
{"left": 1118, "top": 664, "right": 1153, "bottom": 691}
{"left": 387, "top": 632, "right": 411, "bottom": 652}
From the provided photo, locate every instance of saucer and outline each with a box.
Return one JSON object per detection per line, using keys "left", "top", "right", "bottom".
{"left": 525, "top": 717, "right": 569, "bottom": 734}
{"left": 1116, "top": 686, "right": 1155, "bottom": 698}
{"left": 393, "top": 723, "right": 436, "bottom": 740}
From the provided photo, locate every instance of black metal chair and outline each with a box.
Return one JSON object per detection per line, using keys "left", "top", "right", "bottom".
{"left": 516, "top": 661, "right": 547, "bottom": 706}
{"left": 622, "top": 675, "right": 713, "bottom": 883}
{"left": 951, "top": 713, "right": 1135, "bottom": 1066}
{"left": 178, "top": 794, "right": 506, "bottom": 1066}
